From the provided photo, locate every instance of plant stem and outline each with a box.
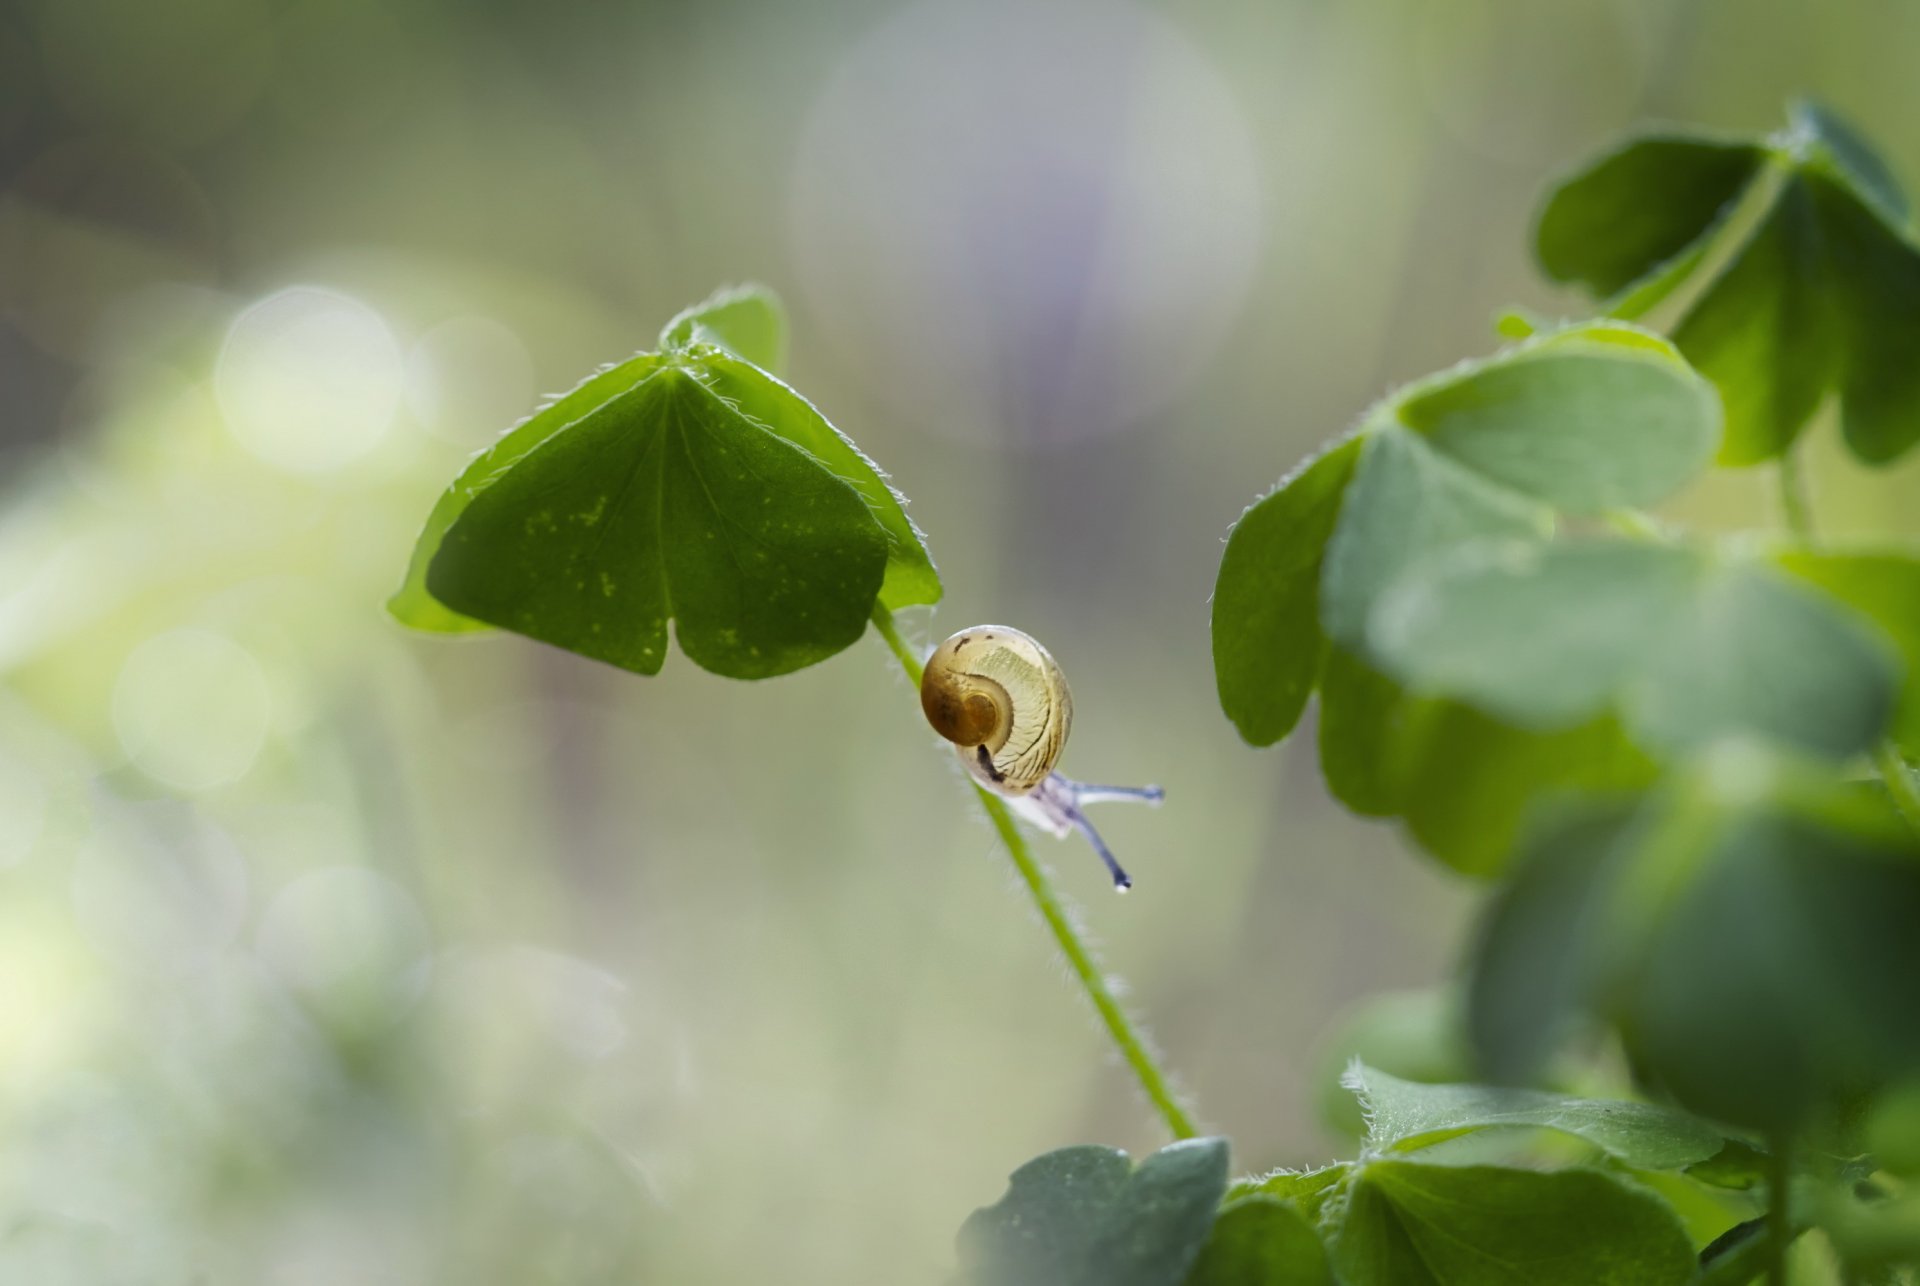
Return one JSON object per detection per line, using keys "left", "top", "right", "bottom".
{"left": 1776, "top": 449, "right": 1816, "bottom": 543}
{"left": 1776, "top": 454, "right": 1920, "bottom": 840}
{"left": 1766, "top": 1136, "right": 1793, "bottom": 1286}
{"left": 869, "top": 603, "right": 1200, "bottom": 1141}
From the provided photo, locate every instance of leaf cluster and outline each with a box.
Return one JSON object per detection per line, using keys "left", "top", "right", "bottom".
{"left": 1208, "top": 100, "right": 1920, "bottom": 1279}
{"left": 956, "top": 1066, "right": 1735, "bottom": 1286}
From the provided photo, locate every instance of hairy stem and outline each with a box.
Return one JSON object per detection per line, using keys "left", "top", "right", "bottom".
{"left": 1777, "top": 455, "right": 1920, "bottom": 839}
{"left": 870, "top": 603, "right": 1199, "bottom": 1140}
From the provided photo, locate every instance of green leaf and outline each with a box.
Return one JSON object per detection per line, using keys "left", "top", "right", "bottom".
{"left": 1793, "top": 99, "right": 1910, "bottom": 227}
{"left": 1212, "top": 437, "right": 1362, "bottom": 745}
{"left": 1807, "top": 171, "right": 1920, "bottom": 464}
{"left": 394, "top": 290, "right": 942, "bottom": 659}
{"left": 1775, "top": 551, "right": 1920, "bottom": 757}
{"left": 1396, "top": 336, "right": 1722, "bottom": 515}
{"left": 1316, "top": 646, "right": 1412, "bottom": 818}
{"left": 1230, "top": 1166, "right": 1350, "bottom": 1219}
{"left": 957, "top": 1139, "right": 1230, "bottom": 1286}
{"left": 1535, "top": 134, "right": 1768, "bottom": 300}
{"left": 1313, "top": 990, "right": 1472, "bottom": 1139}
{"left": 1183, "top": 1198, "right": 1334, "bottom": 1286}
{"left": 1371, "top": 541, "right": 1699, "bottom": 730}
{"left": 1392, "top": 707, "right": 1654, "bottom": 878}
{"left": 1343, "top": 1063, "right": 1723, "bottom": 1170}
{"left": 1319, "top": 427, "right": 1551, "bottom": 650}
{"left": 659, "top": 283, "right": 787, "bottom": 373}
{"left": 1626, "top": 806, "right": 1920, "bottom": 1129}
{"left": 1674, "top": 178, "right": 1834, "bottom": 465}
{"left": 1372, "top": 540, "right": 1900, "bottom": 761}
{"left": 425, "top": 365, "right": 888, "bottom": 678}
{"left": 1317, "top": 647, "right": 1653, "bottom": 878}
{"left": 693, "top": 352, "right": 942, "bottom": 610}
{"left": 1328, "top": 1161, "right": 1695, "bottom": 1286}
{"left": 1466, "top": 798, "right": 1637, "bottom": 1086}
{"left": 1467, "top": 760, "right": 1920, "bottom": 1130}
{"left": 1684, "top": 1139, "right": 1770, "bottom": 1191}
{"left": 1624, "top": 555, "right": 1899, "bottom": 759}
{"left": 388, "top": 353, "right": 664, "bottom": 632}
{"left": 1536, "top": 108, "right": 1920, "bottom": 465}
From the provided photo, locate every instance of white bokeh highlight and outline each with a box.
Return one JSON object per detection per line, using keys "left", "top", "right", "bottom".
{"left": 215, "top": 286, "right": 403, "bottom": 473}
{"left": 112, "top": 628, "right": 271, "bottom": 792}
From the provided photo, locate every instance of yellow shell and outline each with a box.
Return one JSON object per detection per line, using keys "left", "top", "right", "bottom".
{"left": 919, "top": 626, "right": 1072, "bottom": 796}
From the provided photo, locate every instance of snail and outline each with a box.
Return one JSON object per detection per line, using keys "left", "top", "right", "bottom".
{"left": 920, "top": 625, "right": 1162, "bottom": 891}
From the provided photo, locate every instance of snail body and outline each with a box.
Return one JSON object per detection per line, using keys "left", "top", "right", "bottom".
{"left": 919, "top": 624, "right": 1159, "bottom": 892}
{"left": 920, "top": 626, "right": 1071, "bottom": 796}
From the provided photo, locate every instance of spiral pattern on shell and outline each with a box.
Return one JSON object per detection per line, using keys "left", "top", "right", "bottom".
{"left": 919, "top": 626, "right": 1072, "bottom": 796}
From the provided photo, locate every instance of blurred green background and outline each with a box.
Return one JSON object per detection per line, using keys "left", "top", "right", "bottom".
{"left": 2, "top": 0, "right": 1918, "bottom": 1281}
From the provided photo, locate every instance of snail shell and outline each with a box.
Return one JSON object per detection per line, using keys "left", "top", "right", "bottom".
{"left": 920, "top": 626, "right": 1072, "bottom": 796}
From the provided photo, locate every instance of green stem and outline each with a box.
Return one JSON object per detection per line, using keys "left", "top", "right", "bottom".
{"left": 1776, "top": 449, "right": 1816, "bottom": 543}
{"left": 1776, "top": 453, "right": 1920, "bottom": 840}
{"left": 1766, "top": 1136, "right": 1793, "bottom": 1286}
{"left": 869, "top": 603, "right": 1200, "bottom": 1141}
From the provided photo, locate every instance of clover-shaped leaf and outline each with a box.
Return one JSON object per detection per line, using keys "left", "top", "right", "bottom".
{"left": 1468, "top": 754, "right": 1920, "bottom": 1130}
{"left": 1327, "top": 1162, "right": 1695, "bottom": 1286}
{"left": 1342, "top": 1063, "right": 1723, "bottom": 1171}
{"left": 1212, "top": 323, "right": 1713, "bottom": 873}
{"left": 1182, "top": 1197, "right": 1333, "bottom": 1286}
{"left": 1776, "top": 548, "right": 1920, "bottom": 757}
{"left": 389, "top": 286, "right": 940, "bottom": 677}
{"left": 1369, "top": 539, "right": 1901, "bottom": 761}
{"left": 1538, "top": 101, "right": 1920, "bottom": 464}
{"left": 1214, "top": 321, "right": 1717, "bottom": 747}
{"left": 658, "top": 282, "right": 786, "bottom": 372}
{"left": 957, "top": 1138, "right": 1229, "bottom": 1286}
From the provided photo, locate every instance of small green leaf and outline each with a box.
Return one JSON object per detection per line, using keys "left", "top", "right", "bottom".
{"left": 1468, "top": 762, "right": 1920, "bottom": 1131}
{"left": 394, "top": 290, "right": 942, "bottom": 664}
{"left": 1212, "top": 437, "right": 1362, "bottom": 745}
{"left": 1775, "top": 549, "right": 1920, "bottom": 756}
{"left": 1684, "top": 1139, "right": 1770, "bottom": 1191}
{"left": 1319, "top": 427, "right": 1551, "bottom": 650}
{"left": 1396, "top": 338, "right": 1722, "bottom": 514}
{"left": 1183, "top": 1198, "right": 1334, "bottom": 1286}
{"left": 1793, "top": 99, "right": 1910, "bottom": 227}
{"left": 425, "top": 366, "right": 888, "bottom": 678}
{"left": 1625, "top": 556, "right": 1899, "bottom": 759}
{"left": 1673, "top": 178, "right": 1834, "bottom": 465}
{"left": 957, "top": 1139, "right": 1230, "bottom": 1286}
{"left": 659, "top": 283, "right": 787, "bottom": 372}
{"left": 1230, "top": 1165, "right": 1350, "bottom": 1219}
{"left": 1535, "top": 134, "right": 1768, "bottom": 300}
{"left": 1537, "top": 107, "right": 1920, "bottom": 465}
{"left": 1313, "top": 990, "right": 1472, "bottom": 1139}
{"left": 388, "top": 354, "right": 663, "bottom": 632}
{"left": 1807, "top": 172, "right": 1920, "bottom": 463}
{"left": 1316, "top": 647, "right": 1414, "bottom": 818}
{"left": 1328, "top": 1162, "right": 1695, "bottom": 1286}
{"left": 1371, "top": 541, "right": 1699, "bottom": 730}
{"left": 1372, "top": 541, "right": 1900, "bottom": 761}
{"left": 694, "top": 352, "right": 942, "bottom": 610}
{"left": 1393, "top": 707, "right": 1654, "bottom": 878}
{"left": 1466, "top": 798, "right": 1637, "bottom": 1086}
{"left": 1343, "top": 1063, "right": 1723, "bottom": 1170}
{"left": 1316, "top": 649, "right": 1654, "bottom": 878}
